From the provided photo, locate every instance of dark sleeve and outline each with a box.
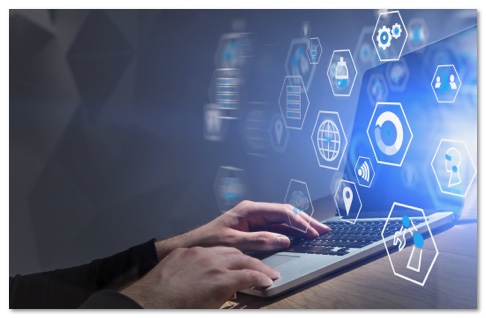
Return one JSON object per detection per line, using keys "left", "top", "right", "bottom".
{"left": 10, "top": 238, "right": 159, "bottom": 309}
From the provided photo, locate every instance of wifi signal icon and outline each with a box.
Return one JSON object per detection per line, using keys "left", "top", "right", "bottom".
{"left": 354, "top": 156, "right": 375, "bottom": 187}
{"left": 358, "top": 161, "right": 370, "bottom": 182}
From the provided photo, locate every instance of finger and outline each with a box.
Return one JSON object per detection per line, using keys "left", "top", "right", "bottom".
{"left": 267, "top": 223, "right": 320, "bottom": 238}
{"left": 225, "top": 253, "right": 280, "bottom": 280}
{"left": 285, "top": 208, "right": 322, "bottom": 237}
{"left": 298, "top": 212, "right": 331, "bottom": 235}
{"left": 244, "top": 202, "right": 308, "bottom": 227}
{"left": 227, "top": 230, "right": 291, "bottom": 252}
{"left": 228, "top": 269, "right": 274, "bottom": 291}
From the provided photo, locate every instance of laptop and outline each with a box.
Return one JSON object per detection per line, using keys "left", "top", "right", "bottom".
{"left": 242, "top": 22, "right": 477, "bottom": 298}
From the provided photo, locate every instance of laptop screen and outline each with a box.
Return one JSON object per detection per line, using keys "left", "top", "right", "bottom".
{"left": 340, "top": 24, "right": 477, "bottom": 221}
{"left": 336, "top": 26, "right": 477, "bottom": 218}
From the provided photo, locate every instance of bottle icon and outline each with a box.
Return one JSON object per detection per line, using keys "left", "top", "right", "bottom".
{"left": 335, "top": 57, "right": 349, "bottom": 88}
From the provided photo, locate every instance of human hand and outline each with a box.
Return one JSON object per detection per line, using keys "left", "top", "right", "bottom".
{"left": 155, "top": 201, "right": 330, "bottom": 260}
{"left": 120, "top": 246, "right": 279, "bottom": 309}
{"left": 195, "top": 200, "right": 330, "bottom": 252}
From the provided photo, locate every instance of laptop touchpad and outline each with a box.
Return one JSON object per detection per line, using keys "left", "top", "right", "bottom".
{"left": 263, "top": 254, "right": 301, "bottom": 268}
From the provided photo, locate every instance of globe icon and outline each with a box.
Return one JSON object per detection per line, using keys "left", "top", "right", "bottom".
{"left": 317, "top": 119, "right": 341, "bottom": 161}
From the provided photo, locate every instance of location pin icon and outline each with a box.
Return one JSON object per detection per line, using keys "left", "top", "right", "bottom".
{"left": 275, "top": 119, "right": 283, "bottom": 144}
{"left": 343, "top": 186, "right": 353, "bottom": 216}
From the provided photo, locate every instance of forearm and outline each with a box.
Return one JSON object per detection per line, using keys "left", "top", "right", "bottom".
{"left": 10, "top": 239, "right": 159, "bottom": 309}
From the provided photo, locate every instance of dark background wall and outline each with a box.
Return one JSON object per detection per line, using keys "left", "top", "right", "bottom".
{"left": 9, "top": 9, "right": 477, "bottom": 276}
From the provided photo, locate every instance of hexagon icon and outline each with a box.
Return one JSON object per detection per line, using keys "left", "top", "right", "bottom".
{"left": 373, "top": 10, "right": 408, "bottom": 61}
{"left": 381, "top": 203, "right": 439, "bottom": 286}
{"left": 367, "top": 73, "right": 389, "bottom": 107}
{"left": 279, "top": 76, "right": 310, "bottom": 130}
{"left": 386, "top": 59, "right": 409, "bottom": 92}
{"left": 285, "top": 37, "right": 316, "bottom": 92}
{"left": 327, "top": 49, "right": 358, "bottom": 96}
{"left": 214, "top": 32, "right": 253, "bottom": 70}
{"left": 407, "top": 18, "right": 429, "bottom": 52}
{"left": 307, "top": 37, "right": 322, "bottom": 64}
{"left": 240, "top": 108, "right": 270, "bottom": 157}
{"left": 213, "top": 166, "right": 250, "bottom": 213}
{"left": 431, "top": 64, "right": 462, "bottom": 103}
{"left": 354, "top": 26, "right": 380, "bottom": 71}
{"left": 431, "top": 139, "right": 477, "bottom": 197}
{"left": 208, "top": 68, "right": 244, "bottom": 120}
{"left": 311, "top": 111, "right": 348, "bottom": 170}
{"left": 367, "top": 102, "right": 413, "bottom": 167}
{"left": 268, "top": 113, "right": 289, "bottom": 153}
{"left": 284, "top": 179, "right": 314, "bottom": 233}
{"left": 354, "top": 156, "right": 375, "bottom": 188}
{"left": 334, "top": 180, "right": 362, "bottom": 224}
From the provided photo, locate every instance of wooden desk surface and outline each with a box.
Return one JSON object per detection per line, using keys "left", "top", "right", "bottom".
{"left": 226, "top": 221, "right": 477, "bottom": 309}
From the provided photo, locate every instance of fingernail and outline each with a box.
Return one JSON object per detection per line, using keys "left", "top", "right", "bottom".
{"left": 270, "top": 270, "right": 280, "bottom": 280}
{"left": 264, "top": 277, "right": 274, "bottom": 287}
{"left": 275, "top": 235, "right": 290, "bottom": 248}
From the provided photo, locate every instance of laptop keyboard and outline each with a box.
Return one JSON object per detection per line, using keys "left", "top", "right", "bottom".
{"left": 285, "top": 218, "right": 425, "bottom": 256}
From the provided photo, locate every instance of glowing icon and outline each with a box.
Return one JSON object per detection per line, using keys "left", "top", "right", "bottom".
{"left": 279, "top": 76, "right": 310, "bottom": 130}
{"left": 431, "top": 139, "right": 476, "bottom": 197}
{"left": 317, "top": 119, "right": 341, "bottom": 162}
{"left": 367, "top": 73, "right": 389, "bottom": 106}
{"left": 204, "top": 103, "right": 228, "bottom": 142}
{"left": 311, "top": 111, "right": 347, "bottom": 170}
{"left": 431, "top": 64, "right": 462, "bottom": 103}
{"left": 335, "top": 57, "right": 349, "bottom": 88}
{"left": 213, "top": 166, "right": 250, "bottom": 213}
{"left": 407, "top": 18, "right": 429, "bottom": 51}
{"left": 208, "top": 68, "right": 243, "bottom": 119}
{"left": 354, "top": 26, "right": 380, "bottom": 70}
{"left": 386, "top": 59, "right": 409, "bottom": 92}
{"left": 289, "top": 190, "right": 310, "bottom": 215}
{"left": 285, "top": 22, "right": 316, "bottom": 92}
{"left": 307, "top": 37, "right": 322, "bottom": 64}
{"left": 358, "top": 162, "right": 370, "bottom": 182}
{"left": 215, "top": 31, "right": 253, "bottom": 69}
{"left": 373, "top": 11, "right": 408, "bottom": 61}
{"left": 367, "top": 102, "right": 413, "bottom": 167}
{"left": 284, "top": 179, "right": 315, "bottom": 233}
{"left": 342, "top": 187, "right": 353, "bottom": 216}
{"left": 241, "top": 107, "right": 270, "bottom": 157}
{"left": 286, "top": 85, "right": 302, "bottom": 119}
{"left": 215, "top": 71, "right": 239, "bottom": 110}
{"left": 393, "top": 215, "right": 424, "bottom": 272}
{"left": 268, "top": 113, "right": 289, "bottom": 153}
{"left": 354, "top": 156, "right": 375, "bottom": 188}
{"left": 445, "top": 147, "right": 462, "bottom": 187}
{"left": 220, "top": 177, "right": 245, "bottom": 205}
{"left": 334, "top": 180, "right": 362, "bottom": 224}
{"left": 382, "top": 203, "right": 438, "bottom": 286}
{"left": 375, "top": 111, "right": 403, "bottom": 156}
{"left": 327, "top": 50, "right": 358, "bottom": 96}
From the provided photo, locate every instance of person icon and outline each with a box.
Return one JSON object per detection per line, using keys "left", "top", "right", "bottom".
{"left": 445, "top": 147, "right": 462, "bottom": 187}
{"left": 449, "top": 74, "right": 457, "bottom": 90}
{"left": 434, "top": 76, "right": 441, "bottom": 88}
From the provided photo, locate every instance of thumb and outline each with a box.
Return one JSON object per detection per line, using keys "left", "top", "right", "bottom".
{"left": 229, "top": 231, "right": 291, "bottom": 251}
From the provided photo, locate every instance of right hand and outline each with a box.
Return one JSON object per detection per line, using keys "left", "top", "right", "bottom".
{"left": 120, "top": 246, "right": 279, "bottom": 309}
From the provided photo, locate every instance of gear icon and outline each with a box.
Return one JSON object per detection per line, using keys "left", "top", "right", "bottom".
{"left": 377, "top": 26, "right": 392, "bottom": 50}
{"left": 391, "top": 23, "right": 402, "bottom": 39}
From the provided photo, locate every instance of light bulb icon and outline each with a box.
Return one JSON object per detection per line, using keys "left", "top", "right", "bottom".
{"left": 335, "top": 56, "right": 349, "bottom": 88}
